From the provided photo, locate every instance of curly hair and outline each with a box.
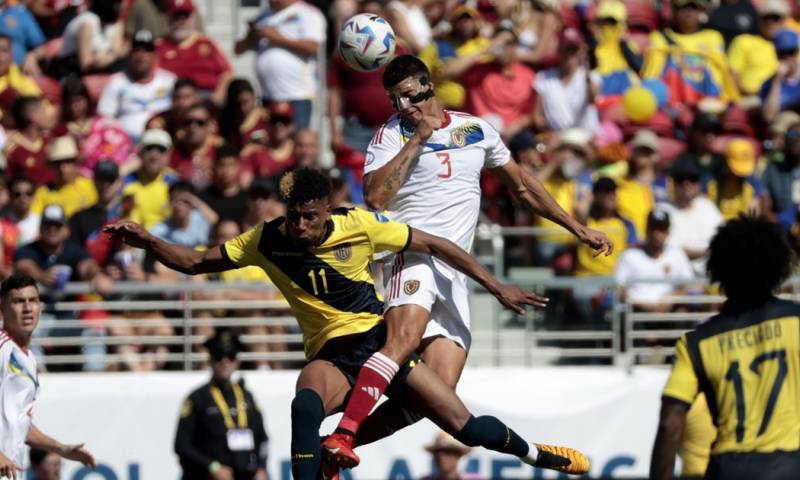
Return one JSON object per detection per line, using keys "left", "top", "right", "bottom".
{"left": 279, "top": 167, "right": 331, "bottom": 205}
{"left": 707, "top": 216, "right": 795, "bottom": 303}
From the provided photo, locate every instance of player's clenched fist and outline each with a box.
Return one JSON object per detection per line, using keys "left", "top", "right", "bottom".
{"left": 414, "top": 115, "right": 442, "bottom": 142}
{"left": 0, "top": 452, "right": 22, "bottom": 479}
{"left": 103, "top": 220, "right": 153, "bottom": 249}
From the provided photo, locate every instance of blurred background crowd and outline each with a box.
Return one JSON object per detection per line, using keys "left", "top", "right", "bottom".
{"left": 0, "top": 0, "right": 796, "bottom": 371}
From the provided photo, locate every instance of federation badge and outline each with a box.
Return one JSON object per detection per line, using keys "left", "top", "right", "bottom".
{"left": 403, "top": 279, "right": 420, "bottom": 295}
{"left": 334, "top": 243, "right": 352, "bottom": 261}
{"left": 450, "top": 129, "right": 466, "bottom": 148}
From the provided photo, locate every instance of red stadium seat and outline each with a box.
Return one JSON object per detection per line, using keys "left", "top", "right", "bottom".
{"left": 624, "top": 0, "right": 659, "bottom": 31}
{"left": 722, "top": 106, "right": 756, "bottom": 137}
{"left": 560, "top": 4, "right": 581, "bottom": 31}
{"left": 657, "top": 137, "right": 686, "bottom": 169}
{"left": 82, "top": 74, "right": 111, "bottom": 105}
{"left": 34, "top": 75, "right": 61, "bottom": 106}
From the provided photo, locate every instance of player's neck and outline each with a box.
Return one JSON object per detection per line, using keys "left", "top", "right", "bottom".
{"left": 3, "top": 328, "right": 31, "bottom": 350}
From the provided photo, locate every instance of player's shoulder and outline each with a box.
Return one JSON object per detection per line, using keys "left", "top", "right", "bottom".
{"left": 0, "top": 331, "right": 13, "bottom": 357}
{"left": 445, "top": 110, "right": 499, "bottom": 135}
{"left": 693, "top": 297, "right": 800, "bottom": 341}
{"left": 335, "top": 207, "right": 392, "bottom": 230}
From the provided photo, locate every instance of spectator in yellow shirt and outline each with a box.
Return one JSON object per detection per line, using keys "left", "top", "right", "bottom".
{"left": 705, "top": 138, "right": 764, "bottom": 220}
{"left": 418, "top": 5, "right": 490, "bottom": 109}
{"left": 728, "top": 0, "right": 787, "bottom": 96}
{"left": 616, "top": 130, "right": 658, "bottom": 239}
{"left": 30, "top": 136, "right": 97, "bottom": 218}
{"left": 642, "top": 0, "right": 739, "bottom": 106}
{"left": 121, "top": 129, "right": 178, "bottom": 229}
{"left": 0, "top": 34, "right": 41, "bottom": 99}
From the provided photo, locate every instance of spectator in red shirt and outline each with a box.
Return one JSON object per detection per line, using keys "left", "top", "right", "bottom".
{"left": 169, "top": 101, "right": 222, "bottom": 189}
{"left": 245, "top": 101, "right": 295, "bottom": 180}
{"left": 145, "top": 77, "right": 199, "bottom": 140}
{"left": 462, "top": 22, "right": 536, "bottom": 143}
{"left": 218, "top": 78, "right": 268, "bottom": 148}
{"left": 155, "top": 0, "right": 232, "bottom": 103}
{"left": 4, "top": 96, "right": 53, "bottom": 186}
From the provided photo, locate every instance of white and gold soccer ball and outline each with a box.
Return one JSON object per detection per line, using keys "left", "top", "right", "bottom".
{"left": 338, "top": 14, "right": 397, "bottom": 72}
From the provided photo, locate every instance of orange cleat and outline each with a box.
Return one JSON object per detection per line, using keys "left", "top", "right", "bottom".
{"left": 533, "top": 443, "right": 590, "bottom": 475}
{"left": 321, "top": 433, "right": 360, "bottom": 469}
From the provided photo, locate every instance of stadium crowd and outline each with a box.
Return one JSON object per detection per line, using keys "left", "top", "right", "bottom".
{"left": 0, "top": 0, "right": 795, "bottom": 371}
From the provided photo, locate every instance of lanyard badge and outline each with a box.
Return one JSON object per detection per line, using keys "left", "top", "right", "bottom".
{"left": 210, "top": 383, "right": 255, "bottom": 451}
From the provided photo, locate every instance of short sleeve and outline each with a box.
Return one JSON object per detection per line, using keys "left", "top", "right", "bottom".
{"left": 483, "top": 121, "right": 510, "bottom": 169}
{"left": 352, "top": 209, "right": 411, "bottom": 256}
{"left": 364, "top": 121, "right": 403, "bottom": 176}
{"left": 613, "top": 250, "right": 634, "bottom": 285}
{"left": 222, "top": 223, "right": 265, "bottom": 268}
{"left": 663, "top": 335, "right": 700, "bottom": 405}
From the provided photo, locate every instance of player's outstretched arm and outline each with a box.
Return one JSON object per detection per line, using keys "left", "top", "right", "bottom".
{"left": 26, "top": 425, "right": 97, "bottom": 468}
{"left": 649, "top": 400, "right": 689, "bottom": 480}
{"left": 407, "top": 228, "right": 547, "bottom": 314}
{"left": 103, "top": 220, "right": 234, "bottom": 275}
{"left": 491, "top": 161, "right": 614, "bottom": 256}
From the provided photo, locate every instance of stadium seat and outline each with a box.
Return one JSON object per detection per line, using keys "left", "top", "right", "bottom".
{"left": 34, "top": 75, "right": 61, "bottom": 106}
{"left": 656, "top": 136, "right": 687, "bottom": 169}
{"left": 82, "top": 74, "right": 111, "bottom": 105}
{"left": 625, "top": 0, "right": 659, "bottom": 31}
{"left": 722, "top": 106, "right": 756, "bottom": 137}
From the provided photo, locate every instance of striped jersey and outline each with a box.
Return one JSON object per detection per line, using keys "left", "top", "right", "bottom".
{"left": 0, "top": 331, "right": 39, "bottom": 468}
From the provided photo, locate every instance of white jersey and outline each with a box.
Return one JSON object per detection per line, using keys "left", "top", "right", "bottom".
{"left": 0, "top": 331, "right": 39, "bottom": 468}
{"left": 97, "top": 68, "right": 176, "bottom": 142}
{"left": 364, "top": 111, "right": 510, "bottom": 253}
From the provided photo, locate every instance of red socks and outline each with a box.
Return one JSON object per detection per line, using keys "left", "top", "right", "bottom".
{"left": 336, "top": 352, "right": 399, "bottom": 438}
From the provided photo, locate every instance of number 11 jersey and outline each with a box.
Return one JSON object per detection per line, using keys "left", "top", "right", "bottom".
{"left": 664, "top": 297, "right": 800, "bottom": 454}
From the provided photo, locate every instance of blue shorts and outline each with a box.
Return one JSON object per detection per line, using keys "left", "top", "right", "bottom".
{"left": 311, "top": 324, "right": 419, "bottom": 398}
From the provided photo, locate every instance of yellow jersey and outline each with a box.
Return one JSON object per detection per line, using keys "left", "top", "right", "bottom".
{"left": 222, "top": 208, "right": 411, "bottom": 359}
{"left": 121, "top": 171, "right": 177, "bottom": 229}
{"left": 30, "top": 177, "right": 97, "bottom": 218}
{"left": 679, "top": 393, "right": 717, "bottom": 477}
{"left": 419, "top": 37, "right": 490, "bottom": 109}
{"left": 575, "top": 216, "right": 636, "bottom": 277}
{"left": 663, "top": 298, "right": 800, "bottom": 455}
{"left": 727, "top": 34, "right": 778, "bottom": 96}
{"left": 615, "top": 178, "right": 654, "bottom": 240}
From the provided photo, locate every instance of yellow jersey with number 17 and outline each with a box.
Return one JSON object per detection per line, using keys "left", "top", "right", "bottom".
{"left": 663, "top": 298, "right": 800, "bottom": 455}
{"left": 221, "top": 207, "right": 411, "bottom": 359}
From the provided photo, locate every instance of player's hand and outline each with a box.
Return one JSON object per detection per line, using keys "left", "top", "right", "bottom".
{"left": 578, "top": 226, "right": 614, "bottom": 257}
{"left": 491, "top": 284, "right": 549, "bottom": 314}
{"left": 59, "top": 443, "right": 96, "bottom": 468}
{"left": 103, "top": 220, "right": 152, "bottom": 249}
{"left": 213, "top": 465, "right": 235, "bottom": 480}
{"left": 257, "top": 26, "right": 283, "bottom": 43}
{"left": 0, "top": 452, "right": 22, "bottom": 479}
{"left": 414, "top": 114, "right": 442, "bottom": 142}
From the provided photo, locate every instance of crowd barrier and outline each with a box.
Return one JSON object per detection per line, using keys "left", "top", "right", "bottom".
{"left": 31, "top": 367, "right": 670, "bottom": 479}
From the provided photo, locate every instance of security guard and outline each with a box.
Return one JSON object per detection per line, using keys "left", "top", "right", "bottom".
{"left": 175, "top": 332, "right": 269, "bottom": 480}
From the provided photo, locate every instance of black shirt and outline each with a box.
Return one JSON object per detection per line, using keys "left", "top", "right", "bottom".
{"left": 69, "top": 204, "right": 112, "bottom": 247}
{"left": 175, "top": 380, "right": 269, "bottom": 480}
{"left": 14, "top": 240, "right": 91, "bottom": 275}
{"left": 200, "top": 186, "right": 247, "bottom": 223}
{"left": 707, "top": 0, "right": 759, "bottom": 48}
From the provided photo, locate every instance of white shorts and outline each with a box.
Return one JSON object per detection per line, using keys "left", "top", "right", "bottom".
{"left": 382, "top": 252, "right": 472, "bottom": 351}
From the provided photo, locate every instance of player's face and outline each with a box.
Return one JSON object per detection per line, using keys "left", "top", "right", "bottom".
{"left": 1, "top": 286, "right": 41, "bottom": 337}
{"left": 286, "top": 199, "right": 331, "bottom": 247}
{"left": 388, "top": 75, "right": 433, "bottom": 124}
{"left": 211, "top": 355, "right": 239, "bottom": 382}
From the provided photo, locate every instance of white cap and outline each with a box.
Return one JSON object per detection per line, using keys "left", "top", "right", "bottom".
{"left": 140, "top": 129, "right": 172, "bottom": 149}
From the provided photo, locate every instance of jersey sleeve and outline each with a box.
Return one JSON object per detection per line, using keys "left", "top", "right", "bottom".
{"left": 364, "top": 121, "right": 404, "bottom": 176}
{"left": 351, "top": 209, "right": 411, "bottom": 256}
{"left": 482, "top": 120, "right": 511, "bottom": 169}
{"left": 663, "top": 335, "right": 700, "bottom": 405}
{"left": 222, "top": 223, "right": 265, "bottom": 268}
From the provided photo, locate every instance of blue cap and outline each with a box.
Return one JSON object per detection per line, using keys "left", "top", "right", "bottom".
{"left": 773, "top": 29, "right": 799, "bottom": 53}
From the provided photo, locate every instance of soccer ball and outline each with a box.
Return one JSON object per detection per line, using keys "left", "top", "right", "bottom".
{"left": 338, "top": 14, "right": 396, "bottom": 72}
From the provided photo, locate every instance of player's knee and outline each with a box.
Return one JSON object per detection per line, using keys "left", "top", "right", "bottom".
{"left": 291, "top": 389, "right": 325, "bottom": 427}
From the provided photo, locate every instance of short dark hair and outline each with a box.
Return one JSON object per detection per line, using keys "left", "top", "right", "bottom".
{"left": 0, "top": 33, "right": 12, "bottom": 48}
{"left": 279, "top": 167, "right": 331, "bottom": 205}
{"left": 1, "top": 274, "right": 38, "bottom": 300}
{"left": 174, "top": 77, "right": 198, "bottom": 93}
{"left": 707, "top": 216, "right": 794, "bottom": 304}
{"left": 12, "top": 96, "right": 42, "bottom": 129}
{"left": 382, "top": 55, "right": 431, "bottom": 90}
{"left": 215, "top": 143, "right": 240, "bottom": 163}
{"left": 168, "top": 180, "right": 195, "bottom": 197}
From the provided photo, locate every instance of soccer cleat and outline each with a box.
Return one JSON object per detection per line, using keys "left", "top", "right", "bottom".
{"left": 322, "top": 433, "right": 361, "bottom": 469}
{"left": 533, "top": 443, "right": 590, "bottom": 475}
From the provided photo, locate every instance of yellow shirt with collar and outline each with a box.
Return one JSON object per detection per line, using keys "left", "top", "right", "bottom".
{"left": 30, "top": 177, "right": 97, "bottom": 218}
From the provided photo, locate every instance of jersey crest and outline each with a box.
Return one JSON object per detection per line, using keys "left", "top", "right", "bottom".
{"left": 334, "top": 243, "right": 352, "bottom": 261}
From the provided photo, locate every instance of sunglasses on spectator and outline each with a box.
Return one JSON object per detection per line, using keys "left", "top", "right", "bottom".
{"left": 184, "top": 118, "right": 208, "bottom": 127}
{"left": 674, "top": 175, "right": 699, "bottom": 184}
{"left": 132, "top": 43, "right": 156, "bottom": 52}
{"left": 778, "top": 49, "right": 798, "bottom": 59}
{"left": 269, "top": 116, "right": 292, "bottom": 125}
{"left": 598, "top": 17, "right": 618, "bottom": 26}
{"left": 143, "top": 145, "right": 168, "bottom": 153}
{"left": 11, "top": 189, "right": 33, "bottom": 198}
{"left": 210, "top": 352, "right": 237, "bottom": 362}
{"left": 762, "top": 14, "right": 784, "bottom": 23}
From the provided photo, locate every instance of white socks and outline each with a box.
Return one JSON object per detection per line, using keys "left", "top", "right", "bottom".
{"left": 521, "top": 443, "right": 539, "bottom": 465}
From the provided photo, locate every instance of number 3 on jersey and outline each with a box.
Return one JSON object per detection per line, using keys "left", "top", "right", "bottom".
{"left": 436, "top": 153, "right": 451, "bottom": 180}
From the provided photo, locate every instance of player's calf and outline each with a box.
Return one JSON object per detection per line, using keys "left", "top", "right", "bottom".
{"left": 291, "top": 389, "right": 326, "bottom": 479}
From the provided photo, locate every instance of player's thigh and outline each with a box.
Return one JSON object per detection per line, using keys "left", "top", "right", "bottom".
{"left": 402, "top": 362, "right": 471, "bottom": 434}
{"left": 419, "top": 336, "right": 467, "bottom": 389}
{"left": 296, "top": 359, "right": 352, "bottom": 415}
{"left": 383, "top": 303, "right": 431, "bottom": 359}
